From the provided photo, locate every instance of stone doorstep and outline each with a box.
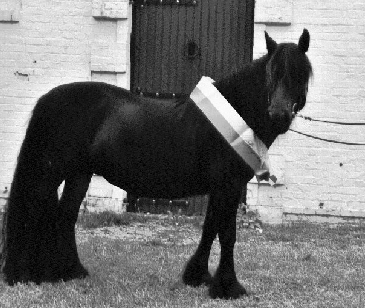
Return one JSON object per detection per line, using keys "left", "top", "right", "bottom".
{"left": 248, "top": 206, "right": 365, "bottom": 224}
{"left": 283, "top": 207, "right": 365, "bottom": 219}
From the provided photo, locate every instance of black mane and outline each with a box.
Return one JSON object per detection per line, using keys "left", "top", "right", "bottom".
{"left": 214, "top": 55, "right": 276, "bottom": 147}
{"left": 215, "top": 42, "right": 312, "bottom": 147}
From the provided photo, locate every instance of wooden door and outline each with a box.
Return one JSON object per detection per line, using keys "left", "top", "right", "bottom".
{"left": 131, "top": 0, "right": 255, "bottom": 96}
{"left": 129, "top": 0, "right": 255, "bottom": 214}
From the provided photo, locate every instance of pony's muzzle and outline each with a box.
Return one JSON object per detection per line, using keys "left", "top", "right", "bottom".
{"left": 269, "top": 108, "right": 292, "bottom": 133}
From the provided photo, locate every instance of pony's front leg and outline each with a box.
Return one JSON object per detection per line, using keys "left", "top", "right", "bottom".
{"left": 209, "top": 189, "right": 246, "bottom": 299}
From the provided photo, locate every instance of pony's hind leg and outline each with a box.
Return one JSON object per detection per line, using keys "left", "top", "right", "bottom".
{"left": 54, "top": 173, "right": 92, "bottom": 281}
{"left": 180, "top": 200, "right": 216, "bottom": 287}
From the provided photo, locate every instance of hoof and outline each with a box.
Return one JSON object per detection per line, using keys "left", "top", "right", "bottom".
{"left": 182, "top": 257, "right": 213, "bottom": 287}
{"left": 3, "top": 272, "right": 32, "bottom": 286}
{"left": 59, "top": 264, "right": 89, "bottom": 282}
{"left": 208, "top": 273, "right": 247, "bottom": 299}
{"left": 183, "top": 270, "right": 213, "bottom": 287}
{"left": 33, "top": 263, "right": 89, "bottom": 283}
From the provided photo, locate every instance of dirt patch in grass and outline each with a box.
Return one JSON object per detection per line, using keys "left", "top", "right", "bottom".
{"left": 76, "top": 212, "right": 204, "bottom": 246}
{"left": 76, "top": 220, "right": 202, "bottom": 246}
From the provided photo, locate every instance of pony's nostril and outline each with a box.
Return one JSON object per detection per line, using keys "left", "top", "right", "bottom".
{"left": 270, "top": 110, "right": 292, "bottom": 133}
{"left": 270, "top": 111, "right": 285, "bottom": 120}
{"left": 292, "top": 103, "right": 298, "bottom": 113}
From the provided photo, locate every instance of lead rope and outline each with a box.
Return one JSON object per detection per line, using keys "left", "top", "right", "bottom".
{"left": 290, "top": 112, "right": 365, "bottom": 145}
{"left": 296, "top": 114, "right": 365, "bottom": 126}
{"left": 289, "top": 128, "right": 365, "bottom": 146}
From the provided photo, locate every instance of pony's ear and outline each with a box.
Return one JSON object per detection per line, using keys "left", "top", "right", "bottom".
{"left": 298, "top": 28, "right": 310, "bottom": 53}
{"left": 265, "top": 31, "right": 277, "bottom": 56}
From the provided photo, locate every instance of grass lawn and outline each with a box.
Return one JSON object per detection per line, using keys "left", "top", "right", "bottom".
{"left": 0, "top": 212, "right": 364, "bottom": 307}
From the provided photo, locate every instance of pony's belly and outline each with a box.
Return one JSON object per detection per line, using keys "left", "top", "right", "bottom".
{"left": 100, "top": 160, "right": 208, "bottom": 199}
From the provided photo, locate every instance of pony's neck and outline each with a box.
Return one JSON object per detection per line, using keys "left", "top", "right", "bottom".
{"left": 214, "top": 56, "right": 277, "bottom": 148}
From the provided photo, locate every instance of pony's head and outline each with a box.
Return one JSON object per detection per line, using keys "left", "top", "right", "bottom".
{"left": 265, "top": 29, "right": 313, "bottom": 134}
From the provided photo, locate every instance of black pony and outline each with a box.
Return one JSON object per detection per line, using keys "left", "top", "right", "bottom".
{"left": 1, "top": 30, "right": 312, "bottom": 299}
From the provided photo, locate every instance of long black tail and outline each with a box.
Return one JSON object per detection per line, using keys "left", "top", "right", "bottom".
{"left": 0, "top": 83, "right": 111, "bottom": 284}
{"left": 0, "top": 98, "right": 61, "bottom": 284}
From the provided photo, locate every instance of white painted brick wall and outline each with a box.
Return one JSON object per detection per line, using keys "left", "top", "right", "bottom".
{"left": 1, "top": 1, "right": 364, "bottom": 221}
{"left": 250, "top": 0, "right": 365, "bottom": 222}
{"left": 0, "top": 0, "right": 131, "bottom": 205}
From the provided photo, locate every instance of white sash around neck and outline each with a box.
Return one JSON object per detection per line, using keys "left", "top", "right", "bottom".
{"left": 190, "top": 76, "right": 276, "bottom": 183}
